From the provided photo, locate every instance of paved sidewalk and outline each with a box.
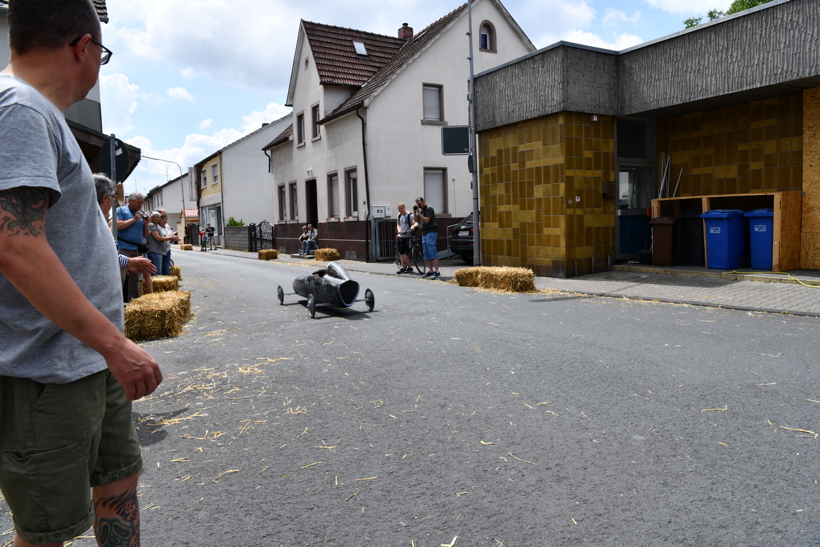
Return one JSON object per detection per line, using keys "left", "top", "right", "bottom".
{"left": 199, "top": 248, "right": 820, "bottom": 317}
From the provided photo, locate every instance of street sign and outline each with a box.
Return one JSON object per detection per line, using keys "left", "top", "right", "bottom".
{"left": 441, "top": 125, "right": 470, "bottom": 156}
{"left": 99, "top": 137, "right": 130, "bottom": 182}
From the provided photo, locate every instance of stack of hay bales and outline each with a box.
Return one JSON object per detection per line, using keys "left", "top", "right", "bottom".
{"left": 170, "top": 265, "right": 182, "bottom": 280}
{"left": 142, "top": 275, "right": 179, "bottom": 293}
{"left": 314, "top": 248, "right": 341, "bottom": 261}
{"left": 454, "top": 266, "right": 535, "bottom": 292}
{"left": 125, "top": 291, "right": 191, "bottom": 341}
{"left": 180, "top": 244, "right": 193, "bottom": 251}
{"left": 258, "top": 249, "right": 278, "bottom": 260}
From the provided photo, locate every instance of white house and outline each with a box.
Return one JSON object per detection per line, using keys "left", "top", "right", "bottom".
{"left": 220, "top": 114, "right": 292, "bottom": 226}
{"left": 264, "top": 0, "right": 534, "bottom": 260}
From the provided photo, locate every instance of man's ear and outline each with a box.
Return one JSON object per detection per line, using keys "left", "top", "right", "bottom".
{"left": 70, "top": 34, "right": 93, "bottom": 61}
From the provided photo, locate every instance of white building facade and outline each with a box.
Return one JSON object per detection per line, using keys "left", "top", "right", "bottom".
{"left": 266, "top": 0, "right": 534, "bottom": 260}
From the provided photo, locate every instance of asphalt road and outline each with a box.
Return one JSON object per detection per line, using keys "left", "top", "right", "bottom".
{"left": 2, "top": 251, "right": 819, "bottom": 547}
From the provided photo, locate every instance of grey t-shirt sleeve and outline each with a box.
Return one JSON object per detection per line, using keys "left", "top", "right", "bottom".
{"left": 0, "top": 104, "right": 62, "bottom": 204}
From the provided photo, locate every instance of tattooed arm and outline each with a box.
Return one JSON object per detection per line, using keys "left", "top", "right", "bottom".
{"left": 0, "top": 186, "right": 162, "bottom": 399}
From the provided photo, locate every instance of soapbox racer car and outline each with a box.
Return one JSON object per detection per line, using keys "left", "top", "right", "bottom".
{"left": 277, "top": 262, "right": 375, "bottom": 318}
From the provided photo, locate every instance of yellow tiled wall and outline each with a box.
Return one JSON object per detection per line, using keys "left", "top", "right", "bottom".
{"left": 657, "top": 93, "right": 803, "bottom": 197}
{"left": 802, "top": 87, "right": 820, "bottom": 269}
{"left": 478, "top": 112, "right": 616, "bottom": 277}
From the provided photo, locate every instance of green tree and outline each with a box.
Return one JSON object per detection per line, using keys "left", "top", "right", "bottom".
{"left": 684, "top": 0, "right": 772, "bottom": 27}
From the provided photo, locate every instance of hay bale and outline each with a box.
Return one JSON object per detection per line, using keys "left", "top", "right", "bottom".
{"left": 142, "top": 275, "right": 179, "bottom": 293}
{"left": 170, "top": 265, "right": 181, "bottom": 280}
{"left": 125, "top": 291, "right": 191, "bottom": 341}
{"left": 454, "top": 266, "right": 535, "bottom": 292}
{"left": 258, "top": 249, "right": 279, "bottom": 260}
{"left": 180, "top": 244, "right": 193, "bottom": 251}
{"left": 314, "top": 248, "right": 340, "bottom": 261}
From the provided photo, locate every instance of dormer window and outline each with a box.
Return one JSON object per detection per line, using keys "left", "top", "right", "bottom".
{"left": 479, "top": 21, "right": 496, "bottom": 53}
{"left": 353, "top": 41, "right": 368, "bottom": 56}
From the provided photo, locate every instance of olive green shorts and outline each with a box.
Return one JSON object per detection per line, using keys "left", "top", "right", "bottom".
{"left": 0, "top": 369, "right": 143, "bottom": 545}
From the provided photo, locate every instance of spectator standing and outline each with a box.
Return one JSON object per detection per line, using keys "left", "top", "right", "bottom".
{"left": 146, "top": 212, "right": 164, "bottom": 273}
{"left": 414, "top": 197, "right": 439, "bottom": 278}
{"left": 94, "top": 173, "right": 155, "bottom": 275}
{"left": 0, "top": 2, "right": 162, "bottom": 546}
{"left": 205, "top": 222, "right": 216, "bottom": 250}
{"left": 396, "top": 202, "right": 417, "bottom": 274}
{"left": 199, "top": 227, "right": 206, "bottom": 251}
{"left": 116, "top": 192, "right": 150, "bottom": 300}
{"left": 157, "top": 214, "right": 178, "bottom": 275}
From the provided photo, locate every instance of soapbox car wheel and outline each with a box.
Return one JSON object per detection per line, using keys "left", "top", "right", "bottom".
{"left": 277, "top": 285, "right": 284, "bottom": 305}
{"left": 307, "top": 294, "right": 316, "bottom": 318}
{"left": 365, "top": 289, "right": 375, "bottom": 312}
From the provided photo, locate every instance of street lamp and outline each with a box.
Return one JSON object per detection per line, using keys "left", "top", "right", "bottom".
{"left": 142, "top": 155, "right": 185, "bottom": 205}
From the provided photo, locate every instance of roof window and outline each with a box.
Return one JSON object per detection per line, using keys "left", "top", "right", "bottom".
{"left": 353, "top": 41, "right": 368, "bottom": 56}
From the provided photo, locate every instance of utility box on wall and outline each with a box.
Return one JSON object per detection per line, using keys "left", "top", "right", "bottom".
{"left": 372, "top": 205, "right": 386, "bottom": 218}
{"left": 603, "top": 180, "right": 617, "bottom": 199}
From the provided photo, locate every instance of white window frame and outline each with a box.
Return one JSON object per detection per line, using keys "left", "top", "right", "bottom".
{"left": 423, "top": 168, "right": 447, "bottom": 214}
{"left": 211, "top": 163, "right": 218, "bottom": 185}
{"left": 327, "top": 172, "right": 339, "bottom": 219}
{"left": 345, "top": 169, "right": 358, "bottom": 218}
{"left": 422, "top": 84, "right": 444, "bottom": 124}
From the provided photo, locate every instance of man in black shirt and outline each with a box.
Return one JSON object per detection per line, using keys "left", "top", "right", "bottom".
{"left": 414, "top": 196, "right": 440, "bottom": 278}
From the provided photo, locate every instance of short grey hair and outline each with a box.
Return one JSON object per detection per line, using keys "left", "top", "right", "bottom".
{"left": 93, "top": 173, "right": 115, "bottom": 204}
{"left": 128, "top": 192, "right": 145, "bottom": 201}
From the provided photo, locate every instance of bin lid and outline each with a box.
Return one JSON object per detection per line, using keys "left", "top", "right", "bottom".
{"left": 744, "top": 208, "right": 774, "bottom": 217}
{"left": 650, "top": 217, "right": 676, "bottom": 225}
{"left": 700, "top": 209, "right": 745, "bottom": 219}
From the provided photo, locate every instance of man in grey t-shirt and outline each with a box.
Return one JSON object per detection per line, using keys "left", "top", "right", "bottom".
{"left": 0, "top": 1, "right": 161, "bottom": 545}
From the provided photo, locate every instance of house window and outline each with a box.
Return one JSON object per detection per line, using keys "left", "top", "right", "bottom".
{"left": 345, "top": 170, "right": 358, "bottom": 217}
{"left": 278, "top": 185, "right": 286, "bottom": 221}
{"left": 312, "top": 104, "right": 321, "bottom": 139}
{"left": 289, "top": 182, "right": 298, "bottom": 220}
{"left": 422, "top": 85, "right": 443, "bottom": 122}
{"left": 479, "top": 21, "right": 496, "bottom": 52}
{"left": 327, "top": 173, "right": 339, "bottom": 218}
{"left": 201, "top": 170, "right": 207, "bottom": 188}
{"left": 424, "top": 168, "right": 446, "bottom": 214}
{"left": 211, "top": 164, "right": 218, "bottom": 184}
{"left": 296, "top": 113, "right": 305, "bottom": 145}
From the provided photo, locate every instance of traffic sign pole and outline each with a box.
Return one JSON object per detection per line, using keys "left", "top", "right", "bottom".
{"left": 467, "top": 0, "right": 481, "bottom": 265}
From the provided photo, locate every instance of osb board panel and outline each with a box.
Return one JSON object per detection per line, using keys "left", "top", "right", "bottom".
{"left": 779, "top": 191, "right": 802, "bottom": 271}
{"left": 802, "top": 87, "right": 820, "bottom": 233}
{"left": 800, "top": 232, "right": 820, "bottom": 270}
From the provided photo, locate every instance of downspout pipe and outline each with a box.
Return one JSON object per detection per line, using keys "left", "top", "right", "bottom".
{"left": 356, "top": 105, "right": 372, "bottom": 262}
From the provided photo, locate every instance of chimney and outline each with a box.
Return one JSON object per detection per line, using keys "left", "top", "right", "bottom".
{"left": 398, "top": 23, "right": 413, "bottom": 40}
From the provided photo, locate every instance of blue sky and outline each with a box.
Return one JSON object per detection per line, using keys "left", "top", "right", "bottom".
{"left": 100, "top": 0, "right": 733, "bottom": 195}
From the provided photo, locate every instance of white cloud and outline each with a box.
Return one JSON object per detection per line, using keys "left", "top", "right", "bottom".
{"left": 100, "top": 73, "right": 139, "bottom": 135}
{"left": 519, "top": 0, "right": 597, "bottom": 48}
{"left": 200, "top": 118, "right": 214, "bottom": 129}
{"left": 180, "top": 68, "right": 199, "bottom": 79}
{"left": 643, "top": 0, "right": 733, "bottom": 15}
{"left": 241, "top": 103, "right": 291, "bottom": 134}
{"left": 562, "top": 30, "right": 645, "bottom": 51}
{"left": 168, "top": 87, "right": 194, "bottom": 101}
{"left": 602, "top": 9, "right": 641, "bottom": 26}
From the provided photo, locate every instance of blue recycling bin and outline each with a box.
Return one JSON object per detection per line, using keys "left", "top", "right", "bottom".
{"left": 745, "top": 209, "right": 774, "bottom": 270}
{"left": 700, "top": 209, "right": 746, "bottom": 269}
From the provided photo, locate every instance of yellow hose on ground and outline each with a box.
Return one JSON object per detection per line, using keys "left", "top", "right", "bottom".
{"left": 724, "top": 271, "right": 820, "bottom": 288}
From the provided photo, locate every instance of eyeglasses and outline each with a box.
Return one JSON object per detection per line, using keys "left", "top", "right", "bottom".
{"left": 69, "top": 35, "right": 112, "bottom": 65}
{"left": 160, "top": 215, "right": 168, "bottom": 219}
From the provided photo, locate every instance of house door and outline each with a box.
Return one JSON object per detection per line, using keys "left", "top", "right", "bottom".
{"left": 616, "top": 165, "right": 654, "bottom": 259}
{"left": 305, "top": 179, "right": 318, "bottom": 227}
{"left": 614, "top": 118, "right": 655, "bottom": 260}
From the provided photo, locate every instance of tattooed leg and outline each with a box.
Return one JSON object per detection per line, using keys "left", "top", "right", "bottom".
{"left": 92, "top": 473, "right": 140, "bottom": 547}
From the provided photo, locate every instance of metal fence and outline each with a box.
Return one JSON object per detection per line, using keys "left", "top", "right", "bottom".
{"left": 249, "top": 221, "right": 275, "bottom": 252}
